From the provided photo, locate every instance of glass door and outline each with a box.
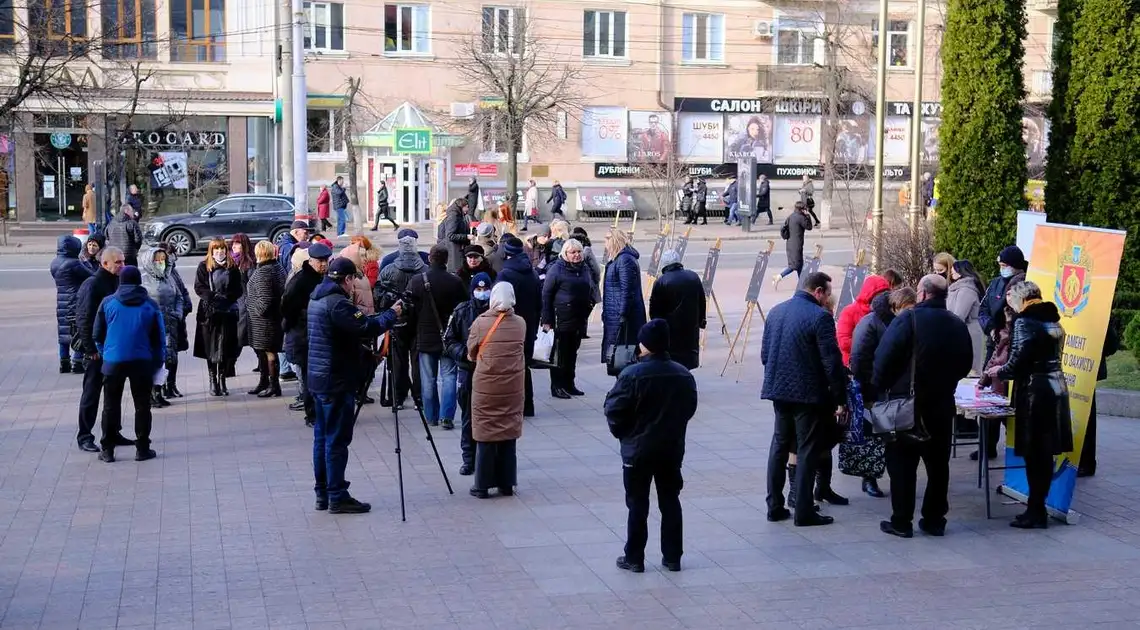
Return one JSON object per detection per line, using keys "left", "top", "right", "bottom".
{"left": 34, "top": 132, "right": 87, "bottom": 221}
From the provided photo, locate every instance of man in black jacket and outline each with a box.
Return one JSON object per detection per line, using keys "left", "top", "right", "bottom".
{"left": 761, "top": 272, "right": 846, "bottom": 526}
{"left": 282, "top": 242, "right": 331, "bottom": 426}
{"left": 496, "top": 235, "right": 541, "bottom": 416}
{"left": 873, "top": 274, "right": 973, "bottom": 538}
{"left": 106, "top": 205, "right": 143, "bottom": 267}
{"left": 406, "top": 245, "right": 468, "bottom": 429}
{"left": 443, "top": 272, "right": 491, "bottom": 475}
{"left": 440, "top": 198, "right": 471, "bottom": 274}
{"left": 756, "top": 174, "right": 772, "bottom": 225}
{"left": 605, "top": 320, "right": 698, "bottom": 573}
{"left": 648, "top": 250, "right": 706, "bottom": 370}
{"left": 693, "top": 178, "right": 708, "bottom": 225}
{"left": 74, "top": 246, "right": 127, "bottom": 452}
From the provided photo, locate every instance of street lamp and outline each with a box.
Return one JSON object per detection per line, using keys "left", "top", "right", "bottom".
{"left": 907, "top": 0, "right": 929, "bottom": 230}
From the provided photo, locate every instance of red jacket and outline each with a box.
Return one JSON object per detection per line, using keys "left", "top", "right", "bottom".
{"left": 316, "top": 188, "right": 331, "bottom": 219}
{"left": 836, "top": 274, "right": 891, "bottom": 366}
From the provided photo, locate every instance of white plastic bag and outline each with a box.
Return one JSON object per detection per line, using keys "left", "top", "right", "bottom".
{"left": 153, "top": 365, "right": 169, "bottom": 386}
{"left": 532, "top": 329, "right": 555, "bottom": 364}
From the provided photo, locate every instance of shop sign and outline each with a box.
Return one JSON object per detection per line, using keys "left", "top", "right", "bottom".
{"left": 886, "top": 101, "right": 943, "bottom": 117}
{"left": 454, "top": 163, "right": 498, "bottom": 178}
{"left": 50, "top": 133, "right": 72, "bottom": 149}
{"left": 594, "top": 162, "right": 739, "bottom": 179}
{"left": 673, "top": 97, "right": 828, "bottom": 114}
{"left": 578, "top": 188, "right": 635, "bottom": 212}
{"left": 394, "top": 128, "right": 432, "bottom": 154}
{"left": 119, "top": 130, "right": 227, "bottom": 148}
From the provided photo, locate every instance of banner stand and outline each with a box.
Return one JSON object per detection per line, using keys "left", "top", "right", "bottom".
{"left": 699, "top": 238, "right": 733, "bottom": 365}
{"left": 643, "top": 224, "right": 672, "bottom": 301}
{"left": 721, "top": 240, "right": 774, "bottom": 380}
{"left": 795, "top": 244, "right": 825, "bottom": 292}
{"left": 834, "top": 250, "right": 869, "bottom": 317}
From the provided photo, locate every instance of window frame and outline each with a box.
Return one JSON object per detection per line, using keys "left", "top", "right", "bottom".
{"left": 383, "top": 3, "right": 431, "bottom": 55}
{"left": 170, "top": 0, "right": 226, "bottom": 63}
{"left": 479, "top": 112, "right": 529, "bottom": 163}
{"left": 481, "top": 6, "right": 526, "bottom": 56}
{"left": 774, "top": 15, "right": 821, "bottom": 67}
{"left": 29, "top": 0, "right": 89, "bottom": 56}
{"left": 871, "top": 18, "right": 912, "bottom": 69}
{"left": 582, "top": 9, "right": 627, "bottom": 59}
{"left": 101, "top": 0, "right": 158, "bottom": 60}
{"left": 210, "top": 198, "right": 246, "bottom": 216}
{"left": 306, "top": 108, "right": 346, "bottom": 157}
{"left": 304, "top": 1, "right": 345, "bottom": 53}
{"left": 0, "top": 2, "right": 17, "bottom": 53}
{"left": 681, "top": 12, "right": 725, "bottom": 64}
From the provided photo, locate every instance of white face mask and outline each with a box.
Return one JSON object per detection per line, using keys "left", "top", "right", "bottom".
{"left": 1000, "top": 266, "right": 1014, "bottom": 278}
{"left": 155, "top": 262, "right": 167, "bottom": 274}
{"left": 473, "top": 290, "right": 490, "bottom": 301}
{"left": 212, "top": 251, "right": 227, "bottom": 264}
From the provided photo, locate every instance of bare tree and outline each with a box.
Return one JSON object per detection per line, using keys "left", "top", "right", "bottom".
{"left": 341, "top": 77, "right": 363, "bottom": 233}
{"left": 454, "top": 11, "right": 585, "bottom": 216}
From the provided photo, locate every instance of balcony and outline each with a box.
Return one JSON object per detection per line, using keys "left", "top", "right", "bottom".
{"left": 1030, "top": 70, "right": 1053, "bottom": 100}
{"left": 1027, "top": 0, "right": 1058, "bottom": 14}
{"left": 756, "top": 65, "right": 829, "bottom": 96}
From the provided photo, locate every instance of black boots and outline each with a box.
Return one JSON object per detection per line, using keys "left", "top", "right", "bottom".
{"left": 59, "top": 358, "right": 71, "bottom": 374}
{"left": 164, "top": 362, "right": 182, "bottom": 398}
{"left": 151, "top": 386, "right": 171, "bottom": 408}
{"left": 787, "top": 463, "right": 798, "bottom": 508}
{"left": 208, "top": 362, "right": 223, "bottom": 397}
{"left": 814, "top": 465, "right": 850, "bottom": 505}
{"left": 248, "top": 353, "right": 269, "bottom": 395}
{"left": 258, "top": 356, "right": 282, "bottom": 398}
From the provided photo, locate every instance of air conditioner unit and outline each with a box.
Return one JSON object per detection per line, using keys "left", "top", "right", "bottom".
{"left": 753, "top": 20, "right": 774, "bottom": 38}
{"left": 450, "top": 102, "right": 476, "bottom": 119}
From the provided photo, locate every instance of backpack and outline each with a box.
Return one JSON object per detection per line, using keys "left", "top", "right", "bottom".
{"left": 780, "top": 217, "right": 791, "bottom": 240}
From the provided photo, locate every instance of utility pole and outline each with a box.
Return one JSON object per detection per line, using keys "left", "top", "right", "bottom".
{"left": 278, "top": 0, "right": 294, "bottom": 199}
{"left": 870, "top": 0, "right": 890, "bottom": 270}
{"left": 291, "top": 0, "right": 309, "bottom": 219}
{"left": 907, "top": 0, "right": 928, "bottom": 230}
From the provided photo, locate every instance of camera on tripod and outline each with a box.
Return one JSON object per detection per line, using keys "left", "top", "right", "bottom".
{"left": 374, "top": 283, "right": 415, "bottom": 312}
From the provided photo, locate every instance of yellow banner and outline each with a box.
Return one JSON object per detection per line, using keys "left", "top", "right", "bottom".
{"left": 1021, "top": 223, "right": 1127, "bottom": 512}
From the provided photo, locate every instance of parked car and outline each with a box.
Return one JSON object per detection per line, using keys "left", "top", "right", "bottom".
{"left": 142, "top": 194, "right": 297, "bottom": 257}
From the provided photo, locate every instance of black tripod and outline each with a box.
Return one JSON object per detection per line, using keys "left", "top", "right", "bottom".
{"left": 355, "top": 331, "right": 453, "bottom": 521}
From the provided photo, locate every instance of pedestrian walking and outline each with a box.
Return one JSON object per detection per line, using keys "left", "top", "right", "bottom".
{"left": 466, "top": 281, "right": 527, "bottom": 498}
{"left": 82, "top": 183, "right": 97, "bottom": 234}
{"left": 541, "top": 238, "right": 595, "bottom": 398}
{"left": 773, "top": 202, "right": 813, "bottom": 290}
{"left": 601, "top": 228, "right": 646, "bottom": 370}
{"left": 330, "top": 176, "right": 350, "bottom": 236}
{"left": 51, "top": 235, "right": 91, "bottom": 374}
{"left": 73, "top": 247, "right": 126, "bottom": 453}
{"left": 282, "top": 242, "right": 332, "bottom": 427}
{"left": 316, "top": 185, "right": 332, "bottom": 232}
{"left": 874, "top": 275, "right": 973, "bottom": 538}
{"left": 371, "top": 180, "right": 399, "bottom": 230}
{"left": 648, "top": 249, "right": 706, "bottom": 370}
{"left": 606, "top": 319, "right": 698, "bottom": 573}
{"left": 547, "top": 180, "right": 567, "bottom": 219}
{"left": 138, "top": 246, "right": 186, "bottom": 408}
{"left": 761, "top": 272, "right": 847, "bottom": 526}
{"left": 444, "top": 272, "right": 492, "bottom": 476}
{"left": 985, "top": 281, "right": 1073, "bottom": 529}
{"left": 407, "top": 245, "right": 468, "bottom": 429}
{"left": 723, "top": 177, "right": 740, "bottom": 225}
{"left": 245, "top": 240, "right": 287, "bottom": 398}
{"left": 680, "top": 177, "right": 695, "bottom": 224}
{"left": 106, "top": 203, "right": 143, "bottom": 267}
{"left": 193, "top": 239, "right": 243, "bottom": 397}
{"left": 798, "top": 175, "right": 821, "bottom": 227}
{"left": 693, "top": 178, "right": 708, "bottom": 225}
{"left": 756, "top": 174, "right": 772, "bottom": 225}
{"left": 93, "top": 265, "right": 164, "bottom": 463}
{"left": 496, "top": 234, "right": 541, "bottom": 417}
{"left": 521, "top": 179, "right": 540, "bottom": 232}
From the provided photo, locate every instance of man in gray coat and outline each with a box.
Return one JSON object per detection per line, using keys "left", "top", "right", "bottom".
{"left": 439, "top": 198, "right": 471, "bottom": 274}
{"left": 106, "top": 204, "right": 143, "bottom": 267}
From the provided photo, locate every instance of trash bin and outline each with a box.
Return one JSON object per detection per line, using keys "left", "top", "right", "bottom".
{"left": 739, "top": 209, "right": 753, "bottom": 233}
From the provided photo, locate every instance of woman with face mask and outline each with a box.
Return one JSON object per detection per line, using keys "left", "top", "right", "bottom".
{"left": 193, "top": 239, "right": 243, "bottom": 396}
{"left": 443, "top": 272, "right": 493, "bottom": 476}
{"left": 139, "top": 247, "right": 186, "bottom": 408}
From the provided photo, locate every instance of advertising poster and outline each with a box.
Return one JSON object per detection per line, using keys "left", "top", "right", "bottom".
{"left": 577, "top": 188, "right": 635, "bottom": 213}
{"left": 835, "top": 117, "right": 871, "bottom": 165}
{"left": 580, "top": 106, "right": 627, "bottom": 159}
{"left": 882, "top": 116, "right": 911, "bottom": 165}
{"left": 676, "top": 112, "right": 724, "bottom": 163}
{"left": 1004, "top": 223, "right": 1127, "bottom": 518}
{"left": 150, "top": 152, "right": 189, "bottom": 190}
{"left": 921, "top": 118, "right": 941, "bottom": 162}
{"left": 772, "top": 115, "right": 821, "bottom": 164}
{"left": 724, "top": 114, "right": 773, "bottom": 163}
{"left": 628, "top": 111, "right": 673, "bottom": 162}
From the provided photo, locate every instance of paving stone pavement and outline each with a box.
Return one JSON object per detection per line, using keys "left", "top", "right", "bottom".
{"left": 4, "top": 281, "right": 1140, "bottom": 630}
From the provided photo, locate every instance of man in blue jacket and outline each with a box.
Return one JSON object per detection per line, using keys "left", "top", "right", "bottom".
{"left": 606, "top": 319, "right": 698, "bottom": 574}
{"left": 93, "top": 266, "right": 165, "bottom": 463}
{"left": 761, "top": 271, "right": 847, "bottom": 527}
{"left": 307, "top": 257, "right": 401, "bottom": 514}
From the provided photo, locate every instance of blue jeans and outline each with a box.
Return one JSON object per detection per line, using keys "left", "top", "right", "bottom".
{"left": 336, "top": 207, "right": 347, "bottom": 235}
{"left": 418, "top": 352, "right": 457, "bottom": 423}
{"left": 87, "top": 222, "right": 98, "bottom": 235}
{"left": 727, "top": 202, "right": 739, "bottom": 224}
{"left": 313, "top": 391, "right": 357, "bottom": 502}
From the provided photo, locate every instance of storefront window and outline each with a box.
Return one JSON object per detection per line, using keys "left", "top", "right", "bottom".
{"left": 0, "top": 132, "right": 13, "bottom": 220}
{"left": 34, "top": 130, "right": 89, "bottom": 221}
{"left": 119, "top": 115, "right": 229, "bottom": 217}
{"left": 247, "top": 117, "right": 273, "bottom": 193}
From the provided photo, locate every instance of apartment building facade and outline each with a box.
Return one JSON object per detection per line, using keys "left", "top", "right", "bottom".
{"left": 303, "top": 0, "right": 1058, "bottom": 224}
{"left": 0, "top": 0, "right": 279, "bottom": 223}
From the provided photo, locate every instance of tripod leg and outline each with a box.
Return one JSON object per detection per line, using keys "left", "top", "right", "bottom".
{"left": 384, "top": 357, "right": 407, "bottom": 522}
{"left": 720, "top": 302, "right": 752, "bottom": 377}
{"left": 735, "top": 306, "right": 755, "bottom": 383}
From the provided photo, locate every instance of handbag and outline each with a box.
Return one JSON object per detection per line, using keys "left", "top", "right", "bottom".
{"left": 476, "top": 313, "right": 507, "bottom": 361}
{"left": 868, "top": 313, "right": 930, "bottom": 442}
{"left": 606, "top": 320, "right": 638, "bottom": 376}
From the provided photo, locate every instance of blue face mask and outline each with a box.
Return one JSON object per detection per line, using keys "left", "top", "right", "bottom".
{"left": 473, "top": 290, "right": 490, "bottom": 302}
{"left": 1000, "top": 266, "right": 1014, "bottom": 278}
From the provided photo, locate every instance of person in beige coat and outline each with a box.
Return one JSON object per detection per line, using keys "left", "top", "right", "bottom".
{"left": 336, "top": 242, "right": 376, "bottom": 315}
{"left": 947, "top": 260, "right": 986, "bottom": 375}
{"left": 82, "top": 183, "right": 97, "bottom": 231}
{"left": 466, "top": 281, "right": 527, "bottom": 498}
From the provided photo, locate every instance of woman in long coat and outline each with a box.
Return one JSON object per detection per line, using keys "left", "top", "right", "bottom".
{"left": 193, "top": 238, "right": 243, "bottom": 396}
{"left": 466, "top": 281, "right": 527, "bottom": 498}
{"left": 947, "top": 260, "right": 987, "bottom": 375}
{"left": 541, "top": 239, "right": 594, "bottom": 398}
{"left": 601, "top": 228, "right": 646, "bottom": 366}
{"left": 140, "top": 246, "right": 186, "bottom": 408}
{"left": 230, "top": 233, "right": 255, "bottom": 367}
{"left": 245, "top": 240, "right": 286, "bottom": 397}
{"left": 316, "top": 185, "right": 332, "bottom": 232}
{"left": 50, "top": 235, "right": 91, "bottom": 373}
{"left": 989, "top": 281, "right": 1073, "bottom": 529}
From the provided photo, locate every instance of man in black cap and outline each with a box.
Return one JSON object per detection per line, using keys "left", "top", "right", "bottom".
{"left": 283, "top": 241, "right": 332, "bottom": 426}
{"left": 605, "top": 319, "right": 698, "bottom": 574}
{"left": 278, "top": 218, "right": 313, "bottom": 383}
{"left": 307, "top": 256, "right": 401, "bottom": 513}
{"left": 496, "top": 234, "right": 541, "bottom": 416}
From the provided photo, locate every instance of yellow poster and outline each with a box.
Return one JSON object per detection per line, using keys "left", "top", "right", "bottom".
{"left": 1015, "top": 223, "right": 1127, "bottom": 514}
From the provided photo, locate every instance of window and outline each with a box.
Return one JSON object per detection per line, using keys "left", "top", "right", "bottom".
{"left": 776, "top": 17, "right": 819, "bottom": 66}
{"left": 681, "top": 13, "right": 724, "bottom": 63}
{"left": 481, "top": 6, "right": 525, "bottom": 55}
{"left": 170, "top": 0, "right": 225, "bottom": 62}
{"left": 210, "top": 198, "right": 245, "bottom": 215}
{"left": 102, "top": 0, "right": 158, "bottom": 59}
{"left": 384, "top": 4, "right": 429, "bottom": 54}
{"left": 480, "top": 112, "right": 526, "bottom": 157}
{"left": 304, "top": 2, "right": 345, "bottom": 52}
{"left": 29, "top": 0, "right": 89, "bottom": 56}
{"left": 0, "top": 2, "right": 15, "bottom": 53}
{"left": 307, "top": 109, "right": 345, "bottom": 154}
{"left": 245, "top": 197, "right": 292, "bottom": 214}
{"left": 871, "top": 19, "right": 910, "bottom": 68}
{"left": 583, "top": 10, "right": 626, "bottom": 58}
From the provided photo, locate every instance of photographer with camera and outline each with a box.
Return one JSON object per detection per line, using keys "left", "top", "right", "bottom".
{"left": 308, "top": 257, "right": 402, "bottom": 514}
{"left": 377, "top": 231, "right": 426, "bottom": 409}
{"left": 444, "top": 272, "right": 492, "bottom": 476}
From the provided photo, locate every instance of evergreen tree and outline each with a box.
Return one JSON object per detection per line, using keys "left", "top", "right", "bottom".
{"left": 934, "top": 0, "right": 1027, "bottom": 267}
{"left": 1049, "top": 0, "right": 1139, "bottom": 292}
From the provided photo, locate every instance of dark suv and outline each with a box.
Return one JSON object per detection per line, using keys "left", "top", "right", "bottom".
{"left": 142, "top": 194, "right": 297, "bottom": 257}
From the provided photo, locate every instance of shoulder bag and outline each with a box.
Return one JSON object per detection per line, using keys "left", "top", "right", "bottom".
{"left": 606, "top": 320, "right": 638, "bottom": 376}
{"left": 868, "top": 313, "right": 929, "bottom": 442}
{"left": 421, "top": 272, "right": 448, "bottom": 341}
{"left": 476, "top": 313, "right": 507, "bottom": 361}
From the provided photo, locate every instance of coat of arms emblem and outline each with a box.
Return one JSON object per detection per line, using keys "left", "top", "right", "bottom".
{"left": 1055, "top": 244, "right": 1092, "bottom": 317}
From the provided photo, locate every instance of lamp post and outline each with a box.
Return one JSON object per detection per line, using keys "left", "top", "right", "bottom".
{"left": 907, "top": 0, "right": 929, "bottom": 230}
{"left": 870, "top": 0, "right": 890, "bottom": 270}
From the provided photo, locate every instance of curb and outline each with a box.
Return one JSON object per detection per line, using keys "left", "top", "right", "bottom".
{"left": 1099, "top": 388, "right": 1140, "bottom": 419}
